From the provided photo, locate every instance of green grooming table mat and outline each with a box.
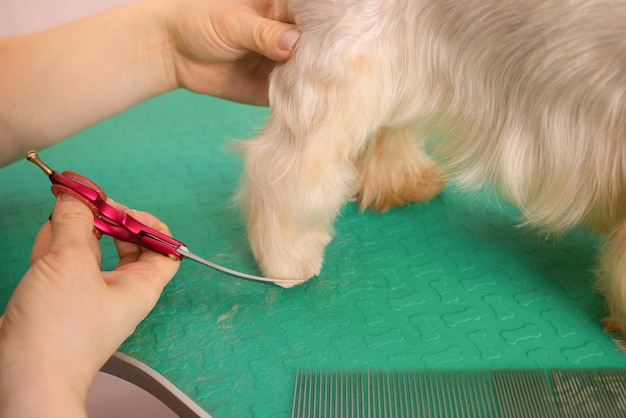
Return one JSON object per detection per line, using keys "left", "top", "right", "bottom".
{"left": 2, "top": 90, "right": 626, "bottom": 417}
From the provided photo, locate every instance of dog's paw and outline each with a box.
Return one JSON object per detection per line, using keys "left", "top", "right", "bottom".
{"left": 266, "top": 257, "right": 321, "bottom": 289}
{"left": 602, "top": 315, "right": 626, "bottom": 352}
{"left": 253, "top": 229, "right": 330, "bottom": 288}
{"left": 269, "top": 261, "right": 321, "bottom": 289}
{"left": 358, "top": 163, "right": 448, "bottom": 212}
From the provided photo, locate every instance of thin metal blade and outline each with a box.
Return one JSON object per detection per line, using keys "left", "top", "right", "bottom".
{"left": 176, "top": 245, "right": 306, "bottom": 285}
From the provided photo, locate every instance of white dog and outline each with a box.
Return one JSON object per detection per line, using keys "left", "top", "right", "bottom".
{"left": 237, "top": 0, "right": 626, "bottom": 342}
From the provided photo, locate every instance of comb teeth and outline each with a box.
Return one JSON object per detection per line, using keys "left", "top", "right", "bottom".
{"left": 292, "top": 369, "right": 626, "bottom": 418}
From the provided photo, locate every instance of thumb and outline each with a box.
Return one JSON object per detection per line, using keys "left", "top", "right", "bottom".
{"left": 243, "top": 16, "right": 300, "bottom": 62}
{"left": 50, "top": 193, "right": 96, "bottom": 249}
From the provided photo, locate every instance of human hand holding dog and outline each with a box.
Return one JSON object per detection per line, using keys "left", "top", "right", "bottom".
{"left": 0, "top": 194, "right": 179, "bottom": 417}
{"left": 167, "top": 0, "right": 299, "bottom": 103}
{"left": 0, "top": 0, "right": 299, "bottom": 166}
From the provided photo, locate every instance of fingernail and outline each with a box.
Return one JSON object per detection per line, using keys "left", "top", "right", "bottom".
{"left": 60, "top": 192, "right": 74, "bottom": 201}
{"left": 278, "top": 28, "right": 300, "bottom": 51}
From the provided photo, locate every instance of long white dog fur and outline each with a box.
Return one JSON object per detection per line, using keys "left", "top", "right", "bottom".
{"left": 238, "top": 0, "right": 626, "bottom": 342}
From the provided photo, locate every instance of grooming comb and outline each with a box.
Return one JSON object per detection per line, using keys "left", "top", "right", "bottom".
{"left": 291, "top": 368, "right": 626, "bottom": 417}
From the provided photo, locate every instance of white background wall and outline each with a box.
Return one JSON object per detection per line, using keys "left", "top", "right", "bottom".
{"left": 0, "top": 0, "right": 132, "bottom": 36}
{"left": 1, "top": 1, "right": 182, "bottom": 417}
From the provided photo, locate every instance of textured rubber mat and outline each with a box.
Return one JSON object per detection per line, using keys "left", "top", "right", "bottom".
{"left": 2, "top": 90, "right": 626, "bottom": 417}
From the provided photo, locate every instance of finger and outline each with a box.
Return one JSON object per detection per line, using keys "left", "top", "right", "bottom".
{"left": 30, "top": 194, "right": 102, "bottom": 265}
{"left": 30, "top": 220, "right": 53, "bottom": 265}
{"left": 106, "top": 198, "right": 128, "bottom": 212}
{"left": 103, "top": 253, "right": 179, "bottom": 325}
{"left": 115, "top": 210, "right": 171, "bottom": 266}
{"left": 107, "top": 209, "right": 180, "bottom": 307}
{"left": 239, "top": 13, "right": 300, "bottom": 62}
{"left": 113, "top": 249, "right": 179, "bottom": 296}
{"left": 49, "top": 193, "right": 96, "bottom": 250}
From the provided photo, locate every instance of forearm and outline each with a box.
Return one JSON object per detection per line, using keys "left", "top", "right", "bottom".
{"left": 0, "top": 364, "right": 89, "bottom": 418}
{"left": 0, "top": 0, "right": 176, "bottom": 167}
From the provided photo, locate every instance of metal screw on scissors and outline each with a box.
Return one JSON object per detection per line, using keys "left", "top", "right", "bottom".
{"left": 26, "top": 150, "right": 305, "bottom": 285}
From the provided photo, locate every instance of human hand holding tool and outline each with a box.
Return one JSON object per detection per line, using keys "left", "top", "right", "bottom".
{"left": 27, "top": 151, "right": 304, "bottom": 285}
{"left": 0, "top": 179, "right": 179, "bottom": 417}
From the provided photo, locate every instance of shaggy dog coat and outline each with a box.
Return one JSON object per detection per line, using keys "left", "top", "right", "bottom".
{"left": 238, "top": 0, "right": 626, "bottom": 342}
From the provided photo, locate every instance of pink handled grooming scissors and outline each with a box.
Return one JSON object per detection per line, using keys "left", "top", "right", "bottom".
{"left": 26, "top": 150, "right": 304, "bottom": 285}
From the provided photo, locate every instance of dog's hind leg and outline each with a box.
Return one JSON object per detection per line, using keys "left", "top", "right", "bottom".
{"left": 598, "top": 220, "right": 626, "bottom": 349}
{"left": 356, "top": 127, "right": 447, "bottom": 212}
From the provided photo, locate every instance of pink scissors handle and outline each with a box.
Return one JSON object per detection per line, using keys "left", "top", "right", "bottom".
{"left": 96, "top": 201, "right": 186, "bottom": 258}
{"left": 27, "top": 151, "right": 186, "bottom": 260}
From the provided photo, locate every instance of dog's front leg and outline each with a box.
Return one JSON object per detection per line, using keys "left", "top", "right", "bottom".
{"left": 238, "top": 119, "right": 369, "bottom": 284}
{"left": 237, "top": 56, "right": 385, "bottom": 284}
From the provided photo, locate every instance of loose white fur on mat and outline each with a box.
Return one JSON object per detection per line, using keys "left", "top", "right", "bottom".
{"left": 237, "top": 0, "right": 626, "bottom": 343}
